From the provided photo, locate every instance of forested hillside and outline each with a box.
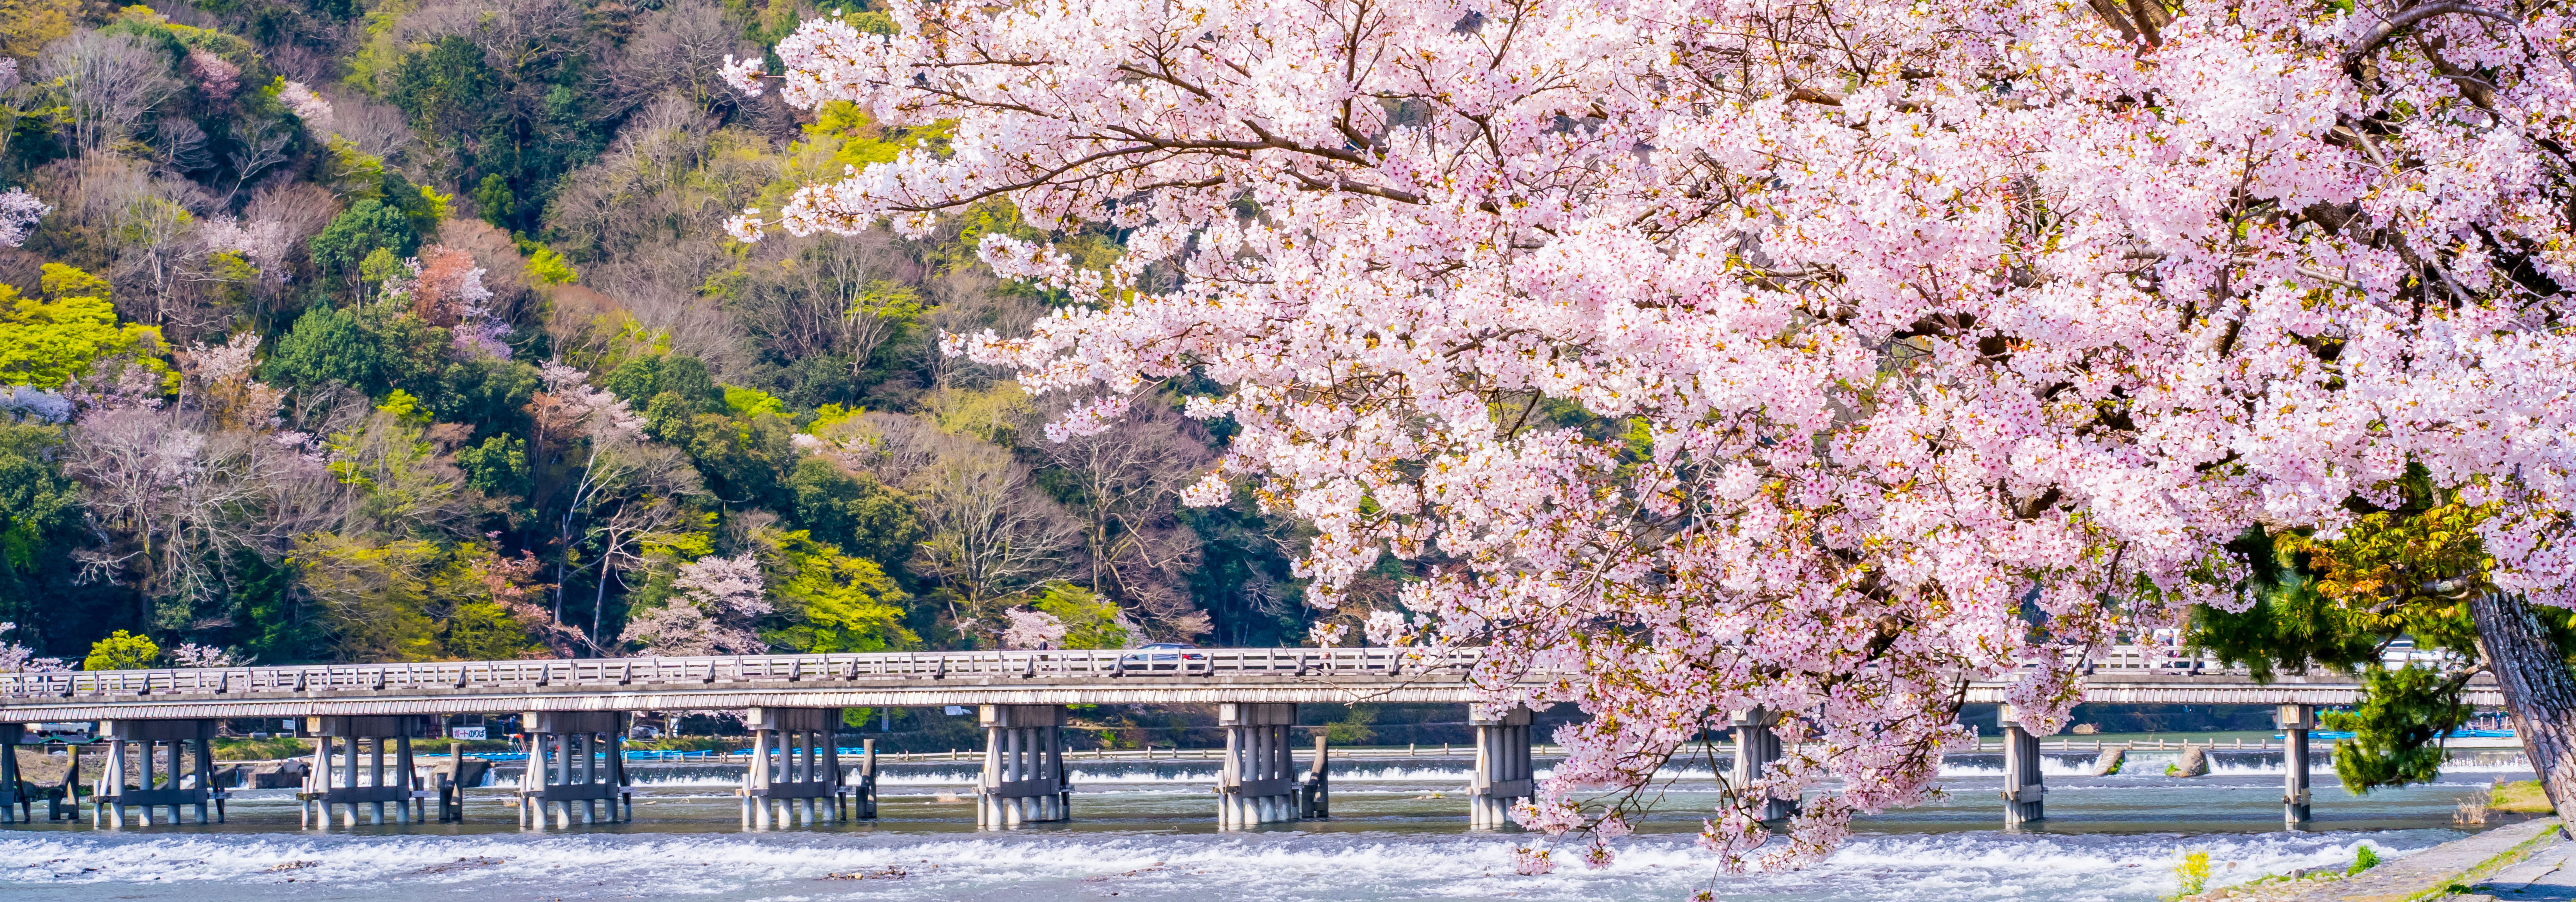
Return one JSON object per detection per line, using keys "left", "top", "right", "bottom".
{"left": 0, "top": 0, "right": 1360, "bottom": 668}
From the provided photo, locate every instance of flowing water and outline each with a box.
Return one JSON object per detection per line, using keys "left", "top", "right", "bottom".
{"left": 0, "top": 750, "right": 2527, "bottom": 902}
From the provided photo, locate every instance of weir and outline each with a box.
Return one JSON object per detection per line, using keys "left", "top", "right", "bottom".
{"left": 520, "top": 710, "right": 628, "bottom": 828}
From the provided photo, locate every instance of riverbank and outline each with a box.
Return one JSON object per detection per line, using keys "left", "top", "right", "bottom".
{"left": 2187, "top": 818, "right": 2562, "bottom": 901}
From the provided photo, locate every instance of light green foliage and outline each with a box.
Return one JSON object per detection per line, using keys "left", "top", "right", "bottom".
{"left": 526, "top": 246, "right": 579, "bottom": 285}
{"left": 84, "top": 630, "right": 161, "bottom": 670}
{"left": 2348, "top": 845, "right": 2379, "bottom": 875}
{"left": 1031, "top": 582, "right": 1128, "bottom": 650}
{"left": 417, "top": 184, "right": 454, "bottom": 222}
{"left": 0, "top": 264, "right": 173, "bottom": 390}
{"left": 290, "top": 535, "right": 543, "bottom": 662}
{"left": 326, "top": 137, "right": 390, "bottom": 199}
{"left": 761, "top": 530, "right": 916, "bottom": 654}
{"left": 724, "top": 385, "right": 784, "bottom": 417}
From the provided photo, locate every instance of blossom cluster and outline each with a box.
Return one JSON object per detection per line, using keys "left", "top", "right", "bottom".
{"left": 736, "top": 0, "right": 2576, "bottom": 868}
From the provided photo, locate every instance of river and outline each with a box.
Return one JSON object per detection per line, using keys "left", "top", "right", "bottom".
{"left": 0, "top": 748, "right": 2527, "bottom": 902}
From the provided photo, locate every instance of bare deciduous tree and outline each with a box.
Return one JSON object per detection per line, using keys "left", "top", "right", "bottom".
{"left": 39, "top": 31, "right": 181, "bottom": 159}
{"left": 846, "top": 412, "right": 1078, "bottom": 625}
{"left": 1037, "top": 401, "right": 1216, "bottom": 640}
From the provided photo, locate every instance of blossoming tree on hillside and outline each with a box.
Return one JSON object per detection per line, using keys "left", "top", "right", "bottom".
{"left": 725, "top": 0, "right": 2576, "bottom": 869}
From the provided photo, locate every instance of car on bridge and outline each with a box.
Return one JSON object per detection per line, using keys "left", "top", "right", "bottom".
{"left": 1119, "top": 643, "right": 1207, "bottom": 671}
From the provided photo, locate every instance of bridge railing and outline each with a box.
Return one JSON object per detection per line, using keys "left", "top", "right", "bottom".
{"left": 0, "top": 642, "right": 2376, "bottom": 705}
{"left": 0, "top": 646, "right": 1489, "bottom": 701}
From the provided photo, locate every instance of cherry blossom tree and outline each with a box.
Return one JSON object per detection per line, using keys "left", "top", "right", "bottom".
{"left": 621, "top": 552, "right": 770, "bottom": 655}
{"left": 729, "top": 0, "right": 2576, "bottom": 869}
{"left": 1000, "top": 607, "right": 1066, "bottom": 649}
{"left": 0, "top": 623, "right": 69, "bottom": 673}
{"left": 0, "top": 188, "right": 46, "bottom": 247}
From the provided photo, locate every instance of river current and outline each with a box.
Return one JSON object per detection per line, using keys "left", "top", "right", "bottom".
{"left": 0, "top": 749, "right": 2526, "bottom": 902}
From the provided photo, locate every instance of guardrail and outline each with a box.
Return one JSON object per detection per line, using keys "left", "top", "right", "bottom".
{"left": 0, "top": 647, "right": 1487, "bottom": 701}
{"left": 0, "top": 643, "right": 2426, "bottom": 706}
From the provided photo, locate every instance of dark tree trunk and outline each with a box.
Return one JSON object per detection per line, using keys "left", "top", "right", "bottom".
{"left": 2469, "top": 592, "right": 2576, "bottom": 820}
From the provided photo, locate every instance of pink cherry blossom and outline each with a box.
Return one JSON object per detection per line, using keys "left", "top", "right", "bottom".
{"left": 738, "top": 0, "right": 2576, "bottom": 870}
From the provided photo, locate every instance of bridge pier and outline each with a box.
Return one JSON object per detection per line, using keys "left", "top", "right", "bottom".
{"left": 519, "top": 711, "right": 629, "bottom": 829}
{"left": 0, "top": 724, "right": 27, "bottom": 823}
{"left": 2279, "top": 704, "right": 2314, "bottom": 826}
{"left": 978, "top": 704, "right": 1070, "bottom": 828}
{"left": 1731, "top": 707, "right": 1798, "bottom": 823}
{"left": 741, "top": 707, "right": 843, "bottom": 829}
{"left": 48, "top": 742, "right": 83, "bottom": 821}
{"left": 1999, "top": 706, "right": 2045, "bottom": 828}
{"left": 97, "top": 719, "right": 225, "bottom": 827}
{"left": 1467, "top": 706, "right": 1534, "bottom": 830}
{"left": 852, "top": 738, "right": 880, "bottom": 819}
{"left": 1300, "top": 735, "right": 1331, "bottom": 819}
{"left": 1217, "top": 703, "right": 1298, "bottom": 828}
{"left": 300, "top": 716, "right": 425, "bottom": 827}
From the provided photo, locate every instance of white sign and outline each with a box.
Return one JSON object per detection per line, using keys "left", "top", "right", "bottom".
{"left": 450, "top": 727, "right": 488, "bottom": 740}
{"left": 943, "top": 706, "right": 969, "bottom": 716}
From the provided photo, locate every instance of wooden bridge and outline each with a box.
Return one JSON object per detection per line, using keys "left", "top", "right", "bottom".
{"left": 0, "top": 644, "right": 2506, "bottom": 832}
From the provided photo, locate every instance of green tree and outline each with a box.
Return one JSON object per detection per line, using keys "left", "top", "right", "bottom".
{"left": 389, "top": 35, "right": 503, "bottom": 143}
{"left": 474, "top": 174, "right": 515, "bottom": 227}
{"left": 456, "top": 436, "right": 531, "bottom": 498}
{"left": 308, "top": 199, "right": 421, "bottom": 279}
{"left": 0, "top": 265, "right": 173, "bottom": 390}
{"left": 1032, "top": 583, "right": 1127, "bottom": 649}
{"left": 2192, "top": 466, "right": 2576, "bottom": 800}
{"left": 264, "top": 304, "right": 386, "bottom": 392}
{"left": 0, "top": 423, "right": 79, "bottom": 580}
{"left": 84, "top": 630, "right": 162, "bottom": 670}
{"left": 761, "top": 530, "right": 916, "bottom": 654}
{"left": 787, "top": 458, "right": 923, "bottom": 566}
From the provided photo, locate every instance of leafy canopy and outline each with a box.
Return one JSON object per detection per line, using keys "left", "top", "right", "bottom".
{"left": 0, "top": 265, "right": 172, "bottom": 390}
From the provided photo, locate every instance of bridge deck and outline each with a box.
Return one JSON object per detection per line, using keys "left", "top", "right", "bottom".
{"left": 0, "top": 647, "right": 2502, "bottom": 722}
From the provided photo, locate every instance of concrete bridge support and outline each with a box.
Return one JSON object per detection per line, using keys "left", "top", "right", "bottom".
{"left": 741, "top": 707, "right": 843, "bottom": 829}
{"left": 47, "top": 742, "right": 84, "bottom": 821}
{"left": 2279, "top": 704, "right": 2314, "bottom": 826}
{"left": 1999, "top": 705, "right": 2045, "bottom": 828}
{"left": 1468, "top": 706, "right": 1534, "bottom": 830}
{"left": 301, "top": 716, "right": 426, "bottom": 828}
{"left": 519, "top": 711, "right": 629, "bottom": 829}
{"left": 0, "top": 724, "right": 27, "bottom": 823}
{"left": 97, "top": 719, "right": 225, "bottom": 827}
{"left": 978, "top": 704, "right": 1070, "bottom": 828}
{"left": 1731, "top": 707, "right": 1798, "bottom": 823}
{"left": 1218, "top": 703, "right": 1298, "bottom": 828}
{"left": 851, "top": 738, "right": 880, "bottom": 820}
{"left": 1299, "top": 735, "right": 1331, "bottom": 819}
